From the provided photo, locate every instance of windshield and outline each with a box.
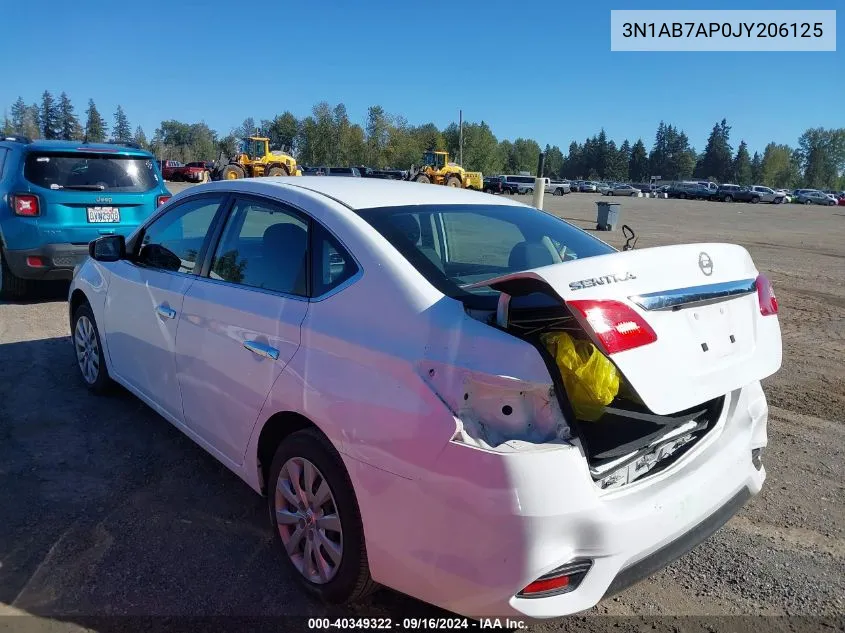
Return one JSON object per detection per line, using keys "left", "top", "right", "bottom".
{"left": 24, "top": 152, "right": 159, "bottom": 192}
{"left": 356, "top": 204, "right": 615, "bottom": 307}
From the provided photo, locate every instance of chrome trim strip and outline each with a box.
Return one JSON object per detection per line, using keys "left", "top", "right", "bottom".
{"left": 629, "top": 278, "right": 757, "bottom": 311}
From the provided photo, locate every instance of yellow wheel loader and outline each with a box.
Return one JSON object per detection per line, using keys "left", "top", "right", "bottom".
{"left": 212, "top": 137, "right": 300, "bottom": 181}
{"left": 405, "top": 150, "right": 473, "bottom": 188}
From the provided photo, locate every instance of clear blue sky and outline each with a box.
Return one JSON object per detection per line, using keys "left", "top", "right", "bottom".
{"left": 1, "top": 0, "right": 842, "bottom": 154}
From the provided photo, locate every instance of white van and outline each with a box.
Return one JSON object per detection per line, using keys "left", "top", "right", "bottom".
{"left": 501, "top": 174, "right": 548, "bottom": 195}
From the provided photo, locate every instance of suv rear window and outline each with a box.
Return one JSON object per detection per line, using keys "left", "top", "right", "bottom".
{"left": 24, "top": 152, "right": 159, "bottom": 192}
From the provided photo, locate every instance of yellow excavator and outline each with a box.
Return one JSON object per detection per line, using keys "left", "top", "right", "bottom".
{"left": 406, "top": 150, "right": 471, "bottom": 188}
{"left": 212, "top": 137, "right": 301, "bottom": 180}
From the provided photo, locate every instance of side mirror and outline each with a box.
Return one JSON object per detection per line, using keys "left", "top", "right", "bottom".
{"left": 89, "top": 235, "right": 126, "bottom": 262}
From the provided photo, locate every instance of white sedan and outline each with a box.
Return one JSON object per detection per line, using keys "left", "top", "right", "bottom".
{"left": 69, "top": 178, "right": 782, "bottom": 618}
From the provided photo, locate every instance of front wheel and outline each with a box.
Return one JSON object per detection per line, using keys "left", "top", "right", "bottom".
{"left": 724, "top": 195, "right": 733, "bottom": 203}
{"left": 221, "top": 164, "right": 245, "bottom": 180}
{"left": 269, "top": 429, "right": 378, "bottom": 604}
{"left": 828, "top": 200, "right": 836, "bottom": 206}
{"left": 554, "top": 188, "right": 563, "bottom": 196}
{"left": 525, "top": 188, "right": 533, "bottom": 195}
{"left": 268, "top": 166, "right": 287, "bottom": 177}
{"left": 72, "top": 303, "right": 112, "bottom": 394}
{"left": 804, "top": 199, "right": 811, "bottom": 205}
{"left": 445, "top": 176, "right": 461, "bottom": 188}
{"left": 751, "top": 196, "right": 760, "bottom": 204}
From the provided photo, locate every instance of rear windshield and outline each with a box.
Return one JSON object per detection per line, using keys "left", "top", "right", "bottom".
{"left": 356, "top": 204, "right": 615, "bottom": 308}
{"left": 24, "top": 152, "right": 159, "bottom": 192}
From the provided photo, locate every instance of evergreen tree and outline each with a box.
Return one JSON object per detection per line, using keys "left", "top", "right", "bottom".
{"left": 85, "top": 99, "right": 107, "bottom": 142}
{"left": 628, "top": 139, "right": 649, "bottom": 182}
{"left": 113, "top": 105, "right": 132, "bottom": 143}
{"left": 40, "top": 91, "right": 61, "bottom": 139}
{"left": 695, "top": 119, "right": 733, "bottom": 182}
{"left": 58, "top": 92, "right": 83, "bottom": 141}
{"left": 10, "top": 97, "right": 28, "bottom": 135}
{"left": 133, "top": 125, "right": 149, "bottom": 150}
{"left": 1, "top": 111, "right": 13, "bottom": 136}
{"left": 733, "top": 141, "right": 752, "bottom": 185}
{"left": 26, "top": 103, "right": 41, "bottom": 139}
{"left": 750, "top": 151, "right": 763, "bottom": 184}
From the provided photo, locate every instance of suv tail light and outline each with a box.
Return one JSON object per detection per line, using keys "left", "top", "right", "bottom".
{"left": 567, "top": 299, "right": 657, "bottom": 354}
{"left": 12, "top": 194, "right": 40, "bottom": 216}
{"left": 156, "top": 194, "right": 171, "bottom": 207}
{"left": 756, "top": 274, "right": 778, "bottom": 316}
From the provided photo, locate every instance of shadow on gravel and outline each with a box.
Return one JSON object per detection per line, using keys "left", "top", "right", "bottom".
{"left": 0, "top": 336, "right": 458, "bottom": 629}
{"left": 0, "top": 281, "right": 69, "bottom": 306}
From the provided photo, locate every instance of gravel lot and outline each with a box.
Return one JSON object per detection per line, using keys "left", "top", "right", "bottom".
{"left": 1, "top": 183, "right": 842, "bottom": 632}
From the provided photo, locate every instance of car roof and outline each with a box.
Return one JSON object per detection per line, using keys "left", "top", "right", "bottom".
{"left": 6, "top": 139, "right": 153, "bottom": 157}
{"left": 200, "top": 176, "right": 529, "bottom": 210}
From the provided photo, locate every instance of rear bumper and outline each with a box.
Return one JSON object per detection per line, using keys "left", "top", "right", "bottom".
{"left": 347, "top": 382, "right": 769, "bottom": 619}
{"left": 4, "top": 243, "right": 89, "bottom": 280}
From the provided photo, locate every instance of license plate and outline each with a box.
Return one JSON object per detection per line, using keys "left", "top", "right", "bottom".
{"left": 87, "top": 207, "right": 120, "bottom": 223}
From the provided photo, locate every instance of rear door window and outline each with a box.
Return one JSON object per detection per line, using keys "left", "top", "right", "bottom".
{"left": 209, "top": 197, "right": 309, "bottom": 296}
{"left": 24, "top": 152, "right": 159, "bottom": 192}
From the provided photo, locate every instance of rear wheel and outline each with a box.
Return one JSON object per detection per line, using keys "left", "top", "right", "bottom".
{"left": 724, "top": 195, "right": 733, "bottom": 203}
{"left": 268, "top": 166, "right": 287, "bottom": 177}
{"left": 413, "top": 174, "right": 431, "bottom": 184}
{"left": 445, "top": 176, "right": 461, "bottom": 188}
{"left": 751, "top": 196, "right": 760, "bottom": 204}
{"left": 804, "top": 199, "right": 811, "bottom": 205}
{"left": 268, "top": 428, "right": 378, "bottom": 604}
{"left": 554, "top": 188, "right": 563, "bottom": 196}
{"left": 0, "top": 248, "right": 29, "bottom": 300}
{"left": 678, "top": 193, "right": 686, "bottom": 199}
{"left": 526, "top": 188, "right": 534, "bottom": 195}
{"left": 221, "top": 164, "right": 245, "bottom": 180}
{"left": 828, "top": 200, "right": 836, "bottom": 206}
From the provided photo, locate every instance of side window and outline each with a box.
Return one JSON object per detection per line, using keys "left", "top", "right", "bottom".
{"left": 209, "top": 197, "right": 309, "bottom": 296}
{"left": 311, "top": 223, "right": 358, "bottom": 296}
{"left": 137, "top": 195, "right": 224, "bottom": 274}
{"left": 442, "top": 211, "right": 525, "bottom": 268}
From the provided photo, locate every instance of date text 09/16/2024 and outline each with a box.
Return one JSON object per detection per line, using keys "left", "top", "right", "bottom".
{"left": 307, "top": 618, "right": 528, "bottom": 630}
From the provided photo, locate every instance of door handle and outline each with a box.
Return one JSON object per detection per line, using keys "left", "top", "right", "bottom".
{"left": 155, "top": 305, "right": 177, "bottom": 320}
{"left": 243, "top": 340, "right": 280, "bottom": 360}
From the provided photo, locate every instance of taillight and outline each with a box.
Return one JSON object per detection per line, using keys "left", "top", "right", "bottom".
{"left": 12, "top": 194, "right": 39, "bottom": 216}
{"left": 566, "top": 299, "right": 657, "bottom": 354}
{"left": 756, "top": 274, "right": 778, "bottom": 316}
{"left": 156, "top": 195, "right": 171, "bottom": 207}
{"left": 518, "top": 560, "right": 592, "bottom": 598}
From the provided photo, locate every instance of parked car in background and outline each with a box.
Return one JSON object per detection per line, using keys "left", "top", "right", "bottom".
{"left": 715, "top": 184, "right": 743, "bottom": 202}
{"left": 609, "top": 184, "right": 640, "bottom": 196}
{"left": 159, "top": 159, "right": 184, "bottom": 181}
{"left": 70, "top": 176, "right": 781, "bottom": 618}
{"left": 548, "top": 180, "right": 571, "bottom": 195}
{"left": 773, "top": 189, "right": 792, "bottom": 203}
{"left": 838, "top": 195, "right": 845, "bottom": 206}
{"left": 326, "top": 167, "right": 361, "bottom": 177}
{"left": 0, "top": 136, "right": 170, "bottom": 298}
{"left": 597, "top": 182, "right": 615, "bottom": 195}
{"left": 579, "top": 181, "right": 598, "bottom": 192}
{"left": 302, "top": 166, "right": 328, "bottom": 176}
{"left": 499, "top": 174, "right": 537, "bottom": 194}
{"left": 796, "top": 190, "right": 837, "bottom": 205}
{"left": 668, "top": 182, "right": 714, "bottom": 200}
{"left": 747, "top": 185, "right": 785, "bottom": 204}
{"left": 483, "top": 176, "right": 503, "bottom": 194}
{"left": 168, "top": 161, "right": 212, "bottom": 183}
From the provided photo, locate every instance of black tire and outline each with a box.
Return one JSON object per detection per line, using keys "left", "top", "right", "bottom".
{"left": 221, "top": 164, "right": 245, "bottom": 180}
{"left": 525, "top": 188, "right": 533, "bottom": 195}
{"left": 445, "top": 176, "right": 461, "bottom": 188}
{"left": 828, "top": 200, "right": 836, "bottom": 206}
{"left": 751, "top": 196, "right": 760, "bottom": 204}
{"left": 268, "top": 428, "right": 378, "bottom": 604}
{"left": 72, "top": 303, "right": 112, "bottom": 394}
{"left": 413, "top": 174, "right": 431, "bottom": 184}
{"left": 678, "top": 193, "right": 686, "bottom": 199}
{"left": 268, "top": 166, "right": 287, "bottom": 177}
{"left": 0, "top": 248, "right": 30, "bottom": 300}
{"left": 724, "top": 195, "right": 733, "bottom": 203}
{"left": 554, "top": 188, "right": 563, "bottom": 196}
{"left": 804, "top": 199, "right": 811, "bottom": 205}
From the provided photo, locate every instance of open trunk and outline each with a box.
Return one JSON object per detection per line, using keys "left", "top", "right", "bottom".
{"left": 468, "top": 243, "right": 782, "bottom": 488}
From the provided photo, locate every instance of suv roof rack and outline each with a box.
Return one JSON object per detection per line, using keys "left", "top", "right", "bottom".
{"left": 2, "top": 135, "right": 33, "bottom": 144}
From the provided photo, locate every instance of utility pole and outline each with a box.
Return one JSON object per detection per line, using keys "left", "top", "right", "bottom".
{"left": 459, "top": 109, "right": 463, "bottom": 167}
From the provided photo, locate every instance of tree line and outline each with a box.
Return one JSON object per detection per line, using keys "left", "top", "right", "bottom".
{"left": 4, "top": 92, "right": 844, "bottom": 190}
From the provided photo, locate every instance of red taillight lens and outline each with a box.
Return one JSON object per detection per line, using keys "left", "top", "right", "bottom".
{"left": 26, "top": 256, "right": 46, "bottom": 267}
{"left": 13, "top": 194, "right": 39, "bottom": 216}
{"left": 567, "top": 299, "right": 657, "bottom": 354}
{"left": 756, "top": 274, "right": 778, "bottom": 316}
{"left": 156, "top": 195, "right": 171, "bottom": 207}
{"left": 521, "top": 574, "right": 570, "bottom": 596}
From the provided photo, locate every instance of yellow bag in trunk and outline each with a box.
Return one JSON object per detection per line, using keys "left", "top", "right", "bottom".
{"left": 540, "top": 331, "right": 620, "bottom": 421}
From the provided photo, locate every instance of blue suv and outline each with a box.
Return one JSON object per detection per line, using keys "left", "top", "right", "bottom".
{"left": 0, "top": 136, "right": 171, "bottom": 298}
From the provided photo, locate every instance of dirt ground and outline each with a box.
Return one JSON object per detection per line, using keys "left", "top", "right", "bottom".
{"left": 1, "top": 185, "right": 842, "bottom": 632}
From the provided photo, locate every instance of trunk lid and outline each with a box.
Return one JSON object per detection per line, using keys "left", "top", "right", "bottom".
{"left": 468, "top": 243, "right": 782, "bottom": 415}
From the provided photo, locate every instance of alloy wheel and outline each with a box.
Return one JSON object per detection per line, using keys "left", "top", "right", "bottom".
{"left": 275, "top": 457, "right": 343, "bottom": 584}
{"left": 74, "top": 315, "right": 100, "bottom": 384}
